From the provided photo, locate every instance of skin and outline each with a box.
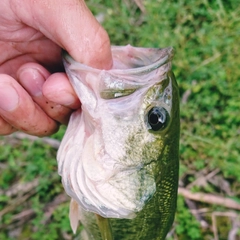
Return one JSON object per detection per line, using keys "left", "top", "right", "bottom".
{"left": 0, "top": 0, "right": 112, "bottom": 136}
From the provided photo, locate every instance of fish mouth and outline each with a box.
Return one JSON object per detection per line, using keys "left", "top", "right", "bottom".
{"left": 63, "top": 45, "right": 174, "bottom": 75}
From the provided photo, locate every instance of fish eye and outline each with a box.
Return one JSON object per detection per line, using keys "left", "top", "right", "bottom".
{"left": 147, "top": 107, "right": 168, "bottom": 131}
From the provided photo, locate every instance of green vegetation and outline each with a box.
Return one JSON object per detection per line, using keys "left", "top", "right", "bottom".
{"left": 1, "top": 0, "right": 239, "bottom": 239}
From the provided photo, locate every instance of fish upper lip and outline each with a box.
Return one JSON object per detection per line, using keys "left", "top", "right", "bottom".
{"left": 63, "top": 45, "right": 174, "bottom": 75}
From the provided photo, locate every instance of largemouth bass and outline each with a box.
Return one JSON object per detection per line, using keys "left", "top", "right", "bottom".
{"left": 57, "top": 45, "right": 180, "bottom": 240}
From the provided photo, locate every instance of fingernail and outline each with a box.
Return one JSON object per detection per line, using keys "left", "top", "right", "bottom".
{"left": 0, "top": 84, "right": 19, "bottom": 111}
{"left": 19, "top": 68, "right": 45, "bottom": 97}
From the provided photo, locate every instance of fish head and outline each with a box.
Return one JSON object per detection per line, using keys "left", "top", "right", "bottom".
{"left": 57, "top": 45, "right": 179, "bottom": 219}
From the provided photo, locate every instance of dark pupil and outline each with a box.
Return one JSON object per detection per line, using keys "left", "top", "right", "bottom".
{"left": 148, "top": 107, "right": 166, "bottom": 131}
{"left": 149, "top": 113, "right": 159, "bottom": 125}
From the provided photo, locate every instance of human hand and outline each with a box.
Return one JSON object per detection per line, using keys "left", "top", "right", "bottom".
{"left": 0, "top": 0, "right": 112, "bottom": 136}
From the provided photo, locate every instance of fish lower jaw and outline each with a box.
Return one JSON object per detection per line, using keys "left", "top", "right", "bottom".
{"left": 79, "top": 196, "right": 137, "bottom": 219}
{"left": 64, "top": 165, "right": 156, "bottom": 220}
{"left": 67, "top": 182, "right": 145, "bottom": 219}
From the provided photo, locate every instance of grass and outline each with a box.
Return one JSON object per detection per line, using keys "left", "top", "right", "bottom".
{"left": 1, "top": 0, "right": 240, "bottom": 239}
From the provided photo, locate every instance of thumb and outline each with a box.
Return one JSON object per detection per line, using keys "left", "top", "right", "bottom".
{"left": 11, "top": 0, "right": 112, "bottom": 69}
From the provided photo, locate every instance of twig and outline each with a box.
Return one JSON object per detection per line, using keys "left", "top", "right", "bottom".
{"left": 212, "top": 212, "right": 218, "bottom": 240}
{"left": 11, "top": 209, "right": 35, "bottom": 222}
{"left": 191, "top": 52, "right": 221, "bottom": 72}
{"left": 41, "top": 193, "right": 70, "bottom": 225}
{"left": 178, "top": 187, "right": 240, "bottom": 210}
{"left": 187, "top": 168, "right": 220, "bottom": 189}
{"left": 181, "top": 89, "right": 191, "bottom": 104}
{"left": 0, "top": 178, "right": 39, "bottom": 197}
{"left": 10, "top": 132, "right": 61, "bottom": 149}
{"left": 211, "top": 212, "right": 239, "bottom": 240}
{"left": 0, "top": 189, "right": 36, "bottom": 218}
{"left": 133, "top": 0, "right": 145, "bottom": 12}
{"left": 228, "top": 214, "right": 240, "bottom": 240}
{"left": 7, "top": 193, "right": 69, "bottom": 228}
{"left": 208, "top": 175, "right": 233, "bottom": 196}
{"left": 185, "top": 198, "right": 209, "bottom": 228}
{"left": 0, "top": 163, "right": 8, "bottom": 169}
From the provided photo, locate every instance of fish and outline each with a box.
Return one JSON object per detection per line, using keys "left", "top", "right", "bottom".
{"left": 57, "top": 45, "right": 180, "bottom": 240}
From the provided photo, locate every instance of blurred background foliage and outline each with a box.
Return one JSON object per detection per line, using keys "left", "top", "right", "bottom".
{"left": 0, "top": 0, "right": 239, "bottom": 239}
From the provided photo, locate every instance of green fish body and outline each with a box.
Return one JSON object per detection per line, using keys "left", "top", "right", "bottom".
{"left": 57, "top": 45, "right": 180, "bottom": 240}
